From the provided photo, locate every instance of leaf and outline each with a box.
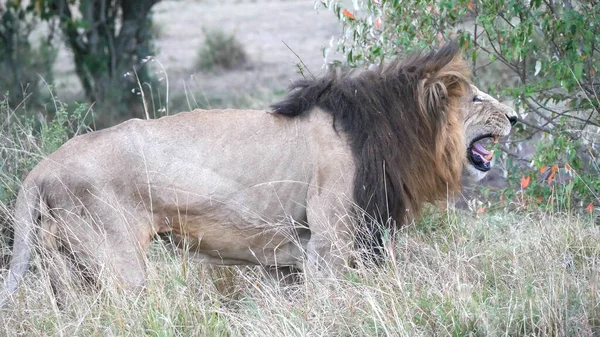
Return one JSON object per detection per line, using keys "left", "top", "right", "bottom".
{"left": 534, "top": 60, "right": 542, "bottom": 76}
{"left": 477, "top": 206, "right": 486, "bottom": 214}
{"left": 574, "top": 62, "right": 583, "bottom": 80}
{"left": 521, "top": 175, "right": 531, "bottom": 189}
{"left": 547, "top": 164, "right": 558, "bottom": 184}
{"left": 565, "top": 163, "right": 571, "bottom": 171}
{"left": 343, "top": 9, "right": 355, "bottom": 20}
{"left": 375, "top": 17, "right": 382, "bottom": 28}
{"left": 540, "top": 166, "right": 546, "bottom": 174}
{"left": 586, "top": 203, "right": 594, "bottom": 213}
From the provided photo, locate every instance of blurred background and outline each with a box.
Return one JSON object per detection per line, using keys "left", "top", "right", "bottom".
{"left": 0, "top": 0, "right": 343, "bottom": 125}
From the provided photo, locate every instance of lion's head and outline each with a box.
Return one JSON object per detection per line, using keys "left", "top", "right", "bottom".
{"left": 463, "top": 85, "right": 517, "bottom": 180}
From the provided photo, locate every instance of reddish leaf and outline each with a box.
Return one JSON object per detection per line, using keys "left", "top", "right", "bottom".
{"left": 537, "top": 196, "right": 543, "bottom": 202}
{"left": 342, "top": 9, "right": 355, "bottom": 20}
{"left": 521, "top": 175, "right": 531, "bottom": 189}
{"left": 477, "top": 206, "right": 486, "bottom": 214}
{"left": 587, "top": 203, "right": 594, "bottom": 213}
{"left": 540, "top": 166, "right": 547, "bottom": 174}
{"left": 548, "top": 164, "right": 558, "bottom": 184}
{"left": 375, "top": 17, "right": 382, "bottom": 28}
{"left": 565, "top": 163, "right": 571, "bottom": 171}
{"left": 467, "top": 0, "right": 474, "bottom": 10}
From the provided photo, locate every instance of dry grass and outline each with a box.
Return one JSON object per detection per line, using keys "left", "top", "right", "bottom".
{"left": 1, "top": 209, "right": 598, "bottom": 336}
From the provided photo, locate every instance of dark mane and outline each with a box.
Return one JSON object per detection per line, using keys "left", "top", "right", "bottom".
{"left": 271, "top": 43, "right": 471, "bottom": 254}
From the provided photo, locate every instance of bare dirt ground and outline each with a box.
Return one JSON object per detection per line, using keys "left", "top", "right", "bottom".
{"left": 53, "top": 0, "right": 342, "bottom": 110}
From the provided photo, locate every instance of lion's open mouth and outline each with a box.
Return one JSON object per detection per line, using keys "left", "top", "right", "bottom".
{"left": 467, "top": 134, "right": 500, "bottom": 172}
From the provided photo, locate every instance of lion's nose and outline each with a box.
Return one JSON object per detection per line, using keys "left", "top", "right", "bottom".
{"left": 507, "top": 115, "right": 518, "bottom": 126}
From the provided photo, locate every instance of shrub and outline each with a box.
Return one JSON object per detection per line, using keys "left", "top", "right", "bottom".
{"left": 196, "top": 29, "right": 248, "bottom": 71}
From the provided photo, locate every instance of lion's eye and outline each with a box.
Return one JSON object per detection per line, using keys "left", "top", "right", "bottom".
{"left": 473, "top": 96, "right": 482, "bottom": 103}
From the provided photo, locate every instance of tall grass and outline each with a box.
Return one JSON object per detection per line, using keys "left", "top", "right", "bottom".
{"left": 0, "top": 209, "right": 598, "bottom": 336}
{"left": 0, "top": 94, "right": 91, "bottom": 265}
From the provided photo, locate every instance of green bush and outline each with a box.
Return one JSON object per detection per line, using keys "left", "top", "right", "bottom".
{"left": 196, "top": 29, "right": 248, "bottom": 71}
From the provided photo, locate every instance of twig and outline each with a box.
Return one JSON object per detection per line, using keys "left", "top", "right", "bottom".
{"left": 517, "top": 117, "right": 552, "bottom": 134}
{"left": 282, "top": 41, "right": 316, "bottom": 80}
{"left": 499, "top": 144, "right": 531, "bottom": 163}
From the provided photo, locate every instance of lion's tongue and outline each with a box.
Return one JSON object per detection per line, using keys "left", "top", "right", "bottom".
{"left": 472, "top": 142, "right": 494, "bottom": 162}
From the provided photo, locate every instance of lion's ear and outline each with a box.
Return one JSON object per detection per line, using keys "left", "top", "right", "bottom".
{"left": 418, "top": 48, "right": 471, "bottom": 119}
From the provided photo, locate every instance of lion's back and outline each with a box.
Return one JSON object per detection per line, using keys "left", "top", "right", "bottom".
{"left": 24, "top": 119, "right": 149, "bottom": 201}
{"left": 25, "top": 108, "right": 313, "bottom": 209}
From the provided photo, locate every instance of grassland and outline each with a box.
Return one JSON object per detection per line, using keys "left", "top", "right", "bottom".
{"left": 0, "top": 200, "right": 598, "bottom": 336}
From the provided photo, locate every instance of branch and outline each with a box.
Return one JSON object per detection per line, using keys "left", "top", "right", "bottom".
{"left": 55, "top": 0, "right": 87, "bottom": 54}
{"left": 523, "top": 98, "right": 559, "bottom": 127}
{"left": 517, "top": 116, "right": 553, "bottom": 134}
{"left": 529, "top": 96, "right": 600, "bottom": 129}
{"left": 499, "top": 144, "right": 531, "bottom": 163}
{"left": 478, "top": 25, "right": 521, "bottom": 74}
{"left": 542, "top": 0, "right": 555, "bottom": 15}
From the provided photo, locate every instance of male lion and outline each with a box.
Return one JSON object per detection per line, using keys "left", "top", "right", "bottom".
{"left": 1, "top": 43, "right": 516, "bottom": 305}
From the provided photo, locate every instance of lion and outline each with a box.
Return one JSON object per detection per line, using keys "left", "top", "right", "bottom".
{"left": 1, "top": 43, "right": 516, "bottom": 306}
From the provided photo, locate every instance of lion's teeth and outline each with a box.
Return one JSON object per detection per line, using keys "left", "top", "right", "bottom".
{"left": 484, "top": 151, "right": 494, "bottom": 161}
{"left": 493, "top": 136, "right": 499, "bottom": 143}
